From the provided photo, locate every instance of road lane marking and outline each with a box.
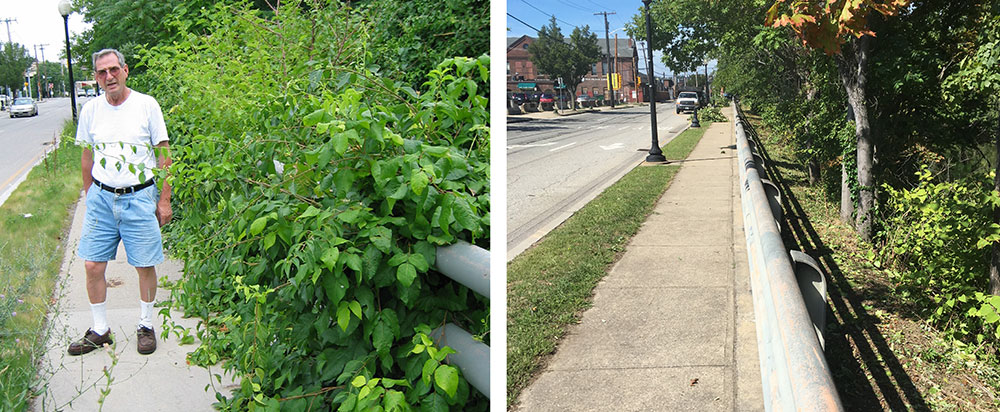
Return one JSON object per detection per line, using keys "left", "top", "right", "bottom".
{"left": 549, "top": 142, "right": 577, "bottom": 152}
{"left": 599, "top": 142, "right": 624, "bottom": 150}
{"left": 507, "top": 142, "right": 558, "bottom": 150}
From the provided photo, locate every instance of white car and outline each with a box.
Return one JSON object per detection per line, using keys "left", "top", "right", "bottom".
{"left": 9, "top": 97, "right": 38, "bottom": 118}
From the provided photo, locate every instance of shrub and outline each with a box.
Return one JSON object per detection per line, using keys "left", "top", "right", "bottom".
{"left": 697, "top": 106, "right": 727, "bottom": 122}
{"left": 135, "top": 2, "right": 489, "bottom": 410}
{"left": 881, "top": 168, "right": 1000, "bottom": 348}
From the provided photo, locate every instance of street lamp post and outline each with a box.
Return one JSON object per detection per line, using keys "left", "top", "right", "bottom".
{"left": 643, "top": 0, "right": 665, "bottom": 162}
{"left": 58, "top": 0, "right": 77, "bottom": 123}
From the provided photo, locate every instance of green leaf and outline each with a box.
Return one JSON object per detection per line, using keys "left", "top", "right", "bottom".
{"left": 452, "top": 196, "right": 476, "bottom": 230}
{"left": 337, "top": 302, "right": 350, "bottom": 331}
{"left": 346, "top": 254, "right": 363, "bottom": 273}
{"left": 388, "top": 253, "right": 408, "bottom": 267}
{"left": 397, "top": 263, "right": 417, "bottom": 287}
{"left": 421, "top": 359, "right": 437, "bottom": 385}
{"left": 338, "top": 208, "right": 360, "bottom": 224}
{"left": 986, "top": 309, "right": 1000, "bottom": 324}
{"left": 321, "top": 247, "right": 340, "bottom": 271}
{"left": 351, "top": 375, "right": 367, "bottom": 388}
{"left": 420, "top": 393, "right": 448, "bottom": 412}
{"left": 373, "top": 318, "right": 393, "bottom": 354}
{"left": 323, "top": 273, "right": 347, "bottom": 306}
{"left": 434, "top": 365, "right": 459, "bottom": 398}
{"left": 337, "top": 394, "right": 357, "bottom": 412}
{"left": 332, "top": 132, "right": 349, "bottom": 155}
{"left": 250, "top": 216, "right": 268, "bottom": 236}
{"left": 263, "top": 232, "right": 276, "bottom": 250}
{"left": 384, "top": 390, "right": 405, "bottom": 411}
{"left": 303, "top": 108, "right": 326, "bottom": 127}
{"left": 408, "top": 253, "right": 429, "bottom": 272}
{"left": 349, "top": 301, "right": 362, "bottom": 319}
{"left": 370, "top": 226, "right": 392, "bottom": 253}
{"left": 411, "top": 171, "right": 429, "bottom": 196}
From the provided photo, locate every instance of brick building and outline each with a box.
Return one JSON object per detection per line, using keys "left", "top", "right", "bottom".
{"left": 507, "top": 35, "right": 642, "bottom": 104}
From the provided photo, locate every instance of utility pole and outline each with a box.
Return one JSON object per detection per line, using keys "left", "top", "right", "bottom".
{"left": 595, "top": 11, "right": 616, "bottom": 108}
{"left": 33, "top": 45, "right": 42, "bottom": 100}
{"left": 39, "top": 44, "right": 49, "bottom": 99}
{"left": 1, "top": 18, "right": 14, "bottom": 44}
{"left": 704, "top": 61, "right": 710, "bottom": 101}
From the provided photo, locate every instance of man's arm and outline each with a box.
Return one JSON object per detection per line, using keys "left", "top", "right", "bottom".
{"left": 81, "top": 148, "right": 94, "bottom": 194}
{"left": 154, "top": 141, "right": 172, "bottom": 226}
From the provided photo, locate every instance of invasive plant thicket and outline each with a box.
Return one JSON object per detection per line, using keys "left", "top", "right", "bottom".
{"left": 881, "top": 170, "right": 1000, "bottom": 351}
{"left": 133, "top": 2, "right": 489, "bottom": 410}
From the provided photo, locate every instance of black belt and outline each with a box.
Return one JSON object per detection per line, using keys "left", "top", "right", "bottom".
{"left": 93, "top": 178, "right": 154, "bottom": 195}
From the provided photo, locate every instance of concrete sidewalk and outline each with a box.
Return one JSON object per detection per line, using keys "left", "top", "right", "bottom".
{"left": 514, "top": 107, "right": 763, "bottom": 411}
{"left": 32, "top": 195, "right": 237, "bottom": 411}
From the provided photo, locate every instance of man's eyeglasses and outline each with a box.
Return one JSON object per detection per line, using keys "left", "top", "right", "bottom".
{"left": 96, "top": 66, "right": 122, "bottom": 78}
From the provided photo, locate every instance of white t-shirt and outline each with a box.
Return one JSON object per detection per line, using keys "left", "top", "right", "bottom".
{"left": 76, "top": 90, "right": 169, "bottom": 188}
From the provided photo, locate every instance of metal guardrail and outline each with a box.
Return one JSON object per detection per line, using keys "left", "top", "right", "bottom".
{"left": 430, "top": 241, "right": 490, "bottom": 398}
{"left": 733, "top": 100, "right": 844, "bottom": 411}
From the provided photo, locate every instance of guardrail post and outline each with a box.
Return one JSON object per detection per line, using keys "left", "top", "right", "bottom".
{"left": 760, "top": 179, "right": 782, "bottom": 230}
{"left": 790, "top": 251, "right": 828, "bottom": 348}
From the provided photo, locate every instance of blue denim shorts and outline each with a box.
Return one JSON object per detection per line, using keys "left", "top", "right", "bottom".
{"left": 77, "top": 182, "right": 165, "bottom": 267}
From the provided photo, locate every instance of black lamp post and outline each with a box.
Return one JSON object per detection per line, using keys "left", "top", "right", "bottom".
{"left": 58, "top": 0, "right": 77, "bottom": 123}
{"left": 643, "top": 0, "right": 665, "bottom": 162}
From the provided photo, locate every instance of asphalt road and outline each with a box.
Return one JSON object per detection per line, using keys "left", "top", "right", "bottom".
{"left": 0, "top": 96, "right": 87, "bottom": 206}
{"left": 507, "top": 103, "right": 690, "bottom": 260}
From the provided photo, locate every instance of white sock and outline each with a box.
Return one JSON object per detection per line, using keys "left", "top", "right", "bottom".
{"left": 90, "top": 301, "right": 109, "bottom": 335}
{"left": 138, "top": 299, "right": 155, "bottom": 329}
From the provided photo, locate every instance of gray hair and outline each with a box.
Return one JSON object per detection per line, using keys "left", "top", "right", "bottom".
{"left": 92, "top": 48, "right": 126, "bottom": 70}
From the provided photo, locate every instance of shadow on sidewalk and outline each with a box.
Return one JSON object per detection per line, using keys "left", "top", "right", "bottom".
{"left": 741, "top": 116, "right": 929, "bottom": 411}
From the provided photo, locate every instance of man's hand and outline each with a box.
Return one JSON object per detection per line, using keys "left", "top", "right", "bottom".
{"left": 156, "top": 200, "right": 172, "bottom": 227}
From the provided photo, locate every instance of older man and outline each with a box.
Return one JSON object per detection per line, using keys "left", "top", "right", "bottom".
{"left": 69, "top": 48, "right": 172, "bottom": 356}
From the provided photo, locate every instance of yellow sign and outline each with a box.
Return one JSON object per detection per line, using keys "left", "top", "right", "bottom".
{"left": 606, "top": 73, "right": 622, "bottom": 90}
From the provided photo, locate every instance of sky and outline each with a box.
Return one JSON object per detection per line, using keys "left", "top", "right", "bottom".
{"left": 0, "top": 0, "right": 91, "bottom": 63}
{"left": 505, "top": 0, "right": 673, "bottom": 79}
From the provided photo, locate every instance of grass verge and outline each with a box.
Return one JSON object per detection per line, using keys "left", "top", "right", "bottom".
{"left": 0, "top": 121, "right": 82, "bottom": 410}
{"left": 506, "top": 124, "right": 710, "bottom": 405}
{"left": 749, "top": 113, "right": 1000, "bottom": 411}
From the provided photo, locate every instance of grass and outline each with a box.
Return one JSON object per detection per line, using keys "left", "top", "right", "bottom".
{"left": 506, "top": 123, "right": 710, "bottom": 405}
{"left": 0, "top": 121, "right": 82, "bottom": 411}
{"left": 747, "top": 113, "right": 1000, "bottom": 411}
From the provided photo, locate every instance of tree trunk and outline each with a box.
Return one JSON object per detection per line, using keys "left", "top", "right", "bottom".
{"left": 837, "top": 36, "right": 875, "bottom": 242}
{"left": 808, "top": 158, "right": 820, "bottom": 185}
{"left": 841, "top": 159, "right": 854, "bottom": 222}
{"left": 805, "top": 84, "right": 819, "bottom": 186}
{"left": 991, "top": 100, "right": 1000, "bottom": 296}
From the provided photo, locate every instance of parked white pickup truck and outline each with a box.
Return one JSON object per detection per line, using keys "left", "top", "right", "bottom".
{"left": 676, "top": 91, "right": 701, "bottom": 114}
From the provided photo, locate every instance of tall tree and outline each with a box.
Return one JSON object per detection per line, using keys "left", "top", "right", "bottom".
{"left": 0, "top": 43, "right": 33, "bottom": 96}
{"left": 766, "top": 0, "right": 911, "bottom": 241}
{"left": 527, "top": 17, "right": 601, "bottom": 110}
{"left": 943, "top": 5, "right": 1000, "bottom": 295}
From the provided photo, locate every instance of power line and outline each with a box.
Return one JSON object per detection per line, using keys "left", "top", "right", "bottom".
{"left": 507, "top": 13, "right": 541, "bottom": 33}
{"left": 519, "top": 0, "right": 580, "bottom": 30}
{"left": 555, "top": 0, "right": 596, "bottom": 13}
